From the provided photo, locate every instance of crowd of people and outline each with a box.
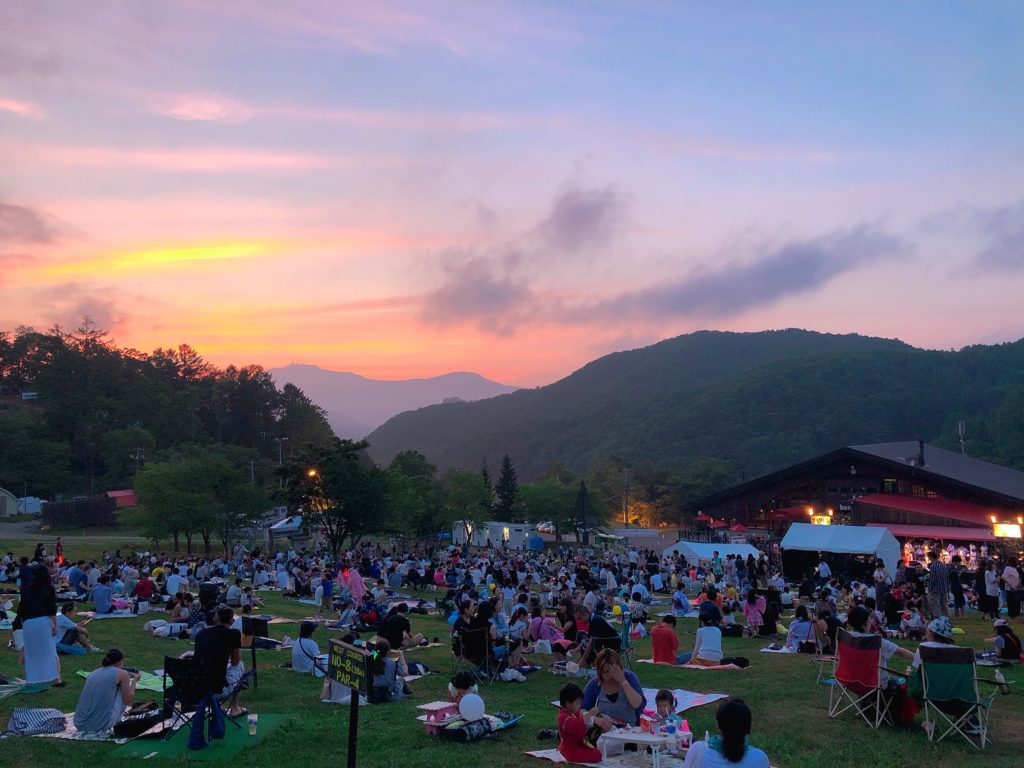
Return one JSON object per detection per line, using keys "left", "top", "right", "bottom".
{"left": 2, "top": 533, "right": 1020, "bottom": 759}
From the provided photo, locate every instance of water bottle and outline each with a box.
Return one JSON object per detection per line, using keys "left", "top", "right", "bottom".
{"left": 666, "top": 722, "right": 677, "bottom": 751}
{"left": 995, "top": 669, "right": 1010, "bottom": 695}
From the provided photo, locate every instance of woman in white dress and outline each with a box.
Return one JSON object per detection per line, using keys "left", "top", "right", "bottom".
{"left": 16, "top": 563, "right": 61, "bottom": 686}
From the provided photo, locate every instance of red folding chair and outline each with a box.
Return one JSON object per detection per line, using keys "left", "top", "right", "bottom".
{"left": 827, "top": 628, "right": 898, "bottom": 728}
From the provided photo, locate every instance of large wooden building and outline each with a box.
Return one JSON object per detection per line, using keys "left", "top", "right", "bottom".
{"left": 683, "top": 441, "right": 1024, "bottom": 544}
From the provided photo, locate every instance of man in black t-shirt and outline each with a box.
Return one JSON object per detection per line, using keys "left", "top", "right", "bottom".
{"left": 192, "top": 610, "right": 241, "bottom": 712}
{"left": 378, "top": 603, "right": 424, "bottom": 649}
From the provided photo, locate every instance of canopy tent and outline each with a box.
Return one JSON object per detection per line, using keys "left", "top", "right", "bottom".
{"left": 270, "top": 516, "right": 303, "bottom": 534}
{"left": 780, "top": 523, "right": 900, "bottom": 573}
{"left": 662, "top": 540, "right": 762, "bottom": 563}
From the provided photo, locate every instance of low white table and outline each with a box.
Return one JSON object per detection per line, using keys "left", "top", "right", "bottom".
{"left": 600, "top": 727, "right": 689, "bottom": 768}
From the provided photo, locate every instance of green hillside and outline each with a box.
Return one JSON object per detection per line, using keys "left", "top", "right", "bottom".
{"left": 366, "top": 329, "right": 1024, "bottom": 479}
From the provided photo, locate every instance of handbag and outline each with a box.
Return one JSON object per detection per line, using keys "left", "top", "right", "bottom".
{"left": 113, "top": 708, "right": 163, "bottom": 738}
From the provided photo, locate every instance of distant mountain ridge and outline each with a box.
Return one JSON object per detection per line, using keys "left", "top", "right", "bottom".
{"left": 365, "top": 329, "right": 1024, "bottom": 480}
{"left": 268, "top": 364, "right": 518, "bottom": 439}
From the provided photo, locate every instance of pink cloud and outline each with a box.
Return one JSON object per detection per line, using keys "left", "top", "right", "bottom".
{"left": 3, "top": 142, "right": 359, "bottom": 173}
{"left": 145, "top": 89, "right": 510, "bottom": 131}
{"left": 149, "top": 93, "right": 255, "bottom": 124}
{"left": 0, "top": 97, "right": 44, "bottom": 119}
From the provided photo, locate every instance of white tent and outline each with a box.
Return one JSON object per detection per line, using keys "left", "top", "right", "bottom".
{"left": 270, "top": 515, "right": 303, "bottom": 534}
{"left": 662, "top": 541, "right": 763, "bottom": 563}
{"left": 780, "top": 523, "right": 900, "bottom": 573}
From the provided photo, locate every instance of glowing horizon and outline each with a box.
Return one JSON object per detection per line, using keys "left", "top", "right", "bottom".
{"left": 1, "top": 2, "right": 1022, "bottom": 387}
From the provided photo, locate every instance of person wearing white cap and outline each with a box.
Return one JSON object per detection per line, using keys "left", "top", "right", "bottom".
{"left": 985, "top": 619, "right": 1022, "bottom": 664}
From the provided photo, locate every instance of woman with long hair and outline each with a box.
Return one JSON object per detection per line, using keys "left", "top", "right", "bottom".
{"left": 15, "top": 563, "right": 61, "bottom": 686}
{"left": 683, "top": 699, "right": 769, "bottom": 767}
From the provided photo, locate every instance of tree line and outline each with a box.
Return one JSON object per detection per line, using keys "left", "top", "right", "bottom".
{"left": 0, "top": 321, "right": 738, "bottom": 553}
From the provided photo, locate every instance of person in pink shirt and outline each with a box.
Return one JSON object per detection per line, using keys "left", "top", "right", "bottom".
{"left": 338, "top": 563, "right": 366, "bottom": 603}
{"left": 743, "top": 590, "right": 766, "bottom": 637}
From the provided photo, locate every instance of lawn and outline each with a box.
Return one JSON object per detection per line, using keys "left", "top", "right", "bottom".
{"left": 1, "top": 590, "right": 1021, "bottom": 768}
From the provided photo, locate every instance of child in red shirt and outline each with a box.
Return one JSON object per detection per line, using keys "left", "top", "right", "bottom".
{"left": 557, "top": 682, "right": 601, "bottom": 763}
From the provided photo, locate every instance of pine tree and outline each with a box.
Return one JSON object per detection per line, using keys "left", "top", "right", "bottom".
{"left": 495, "top": 453, "right": 519, "bottom": 520}
{"left": 479, "top": 459, "right": 494, "bottom": 517}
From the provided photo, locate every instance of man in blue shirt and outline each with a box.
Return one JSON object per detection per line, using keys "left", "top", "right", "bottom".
{"left": 92, "top": 575, "right": 114, "bottom": 614}
{"left": 67, "top": 560, "right": 89, "bottom": 597}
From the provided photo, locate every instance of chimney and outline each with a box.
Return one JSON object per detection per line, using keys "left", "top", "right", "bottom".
{"left": 917, "top": 439, "right": 926, "bottom": 467}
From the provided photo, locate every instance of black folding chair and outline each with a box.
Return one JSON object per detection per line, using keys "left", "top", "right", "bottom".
{"left": 161, "top": 655, "right": 242, "bottom": 741}
{"left": 241, "top": 616, "right": 270, "bottom": 692}
{"left": 456, "top": 627, "right": 500, "bottom": 683}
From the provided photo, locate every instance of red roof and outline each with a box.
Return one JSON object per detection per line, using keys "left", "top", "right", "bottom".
{"left": 105, "top": 490, "right": 137, "bottom": 507}
{"left": 768, "top": 506, "right": 810, "bottom": 522}
{"left": 854, "top": 494, "right": 1010, "bottom": 526}
{"left": 865, "top": 522, "right": 995, "bottom": 543}
{"left": 709, "top": 520, "right": 729, "bottom": 528}
{"left": 695, "top": 513, "right": 713, "bottom": 521}
{"left": 729, "top": 524, "right": 748, "bottom": 532}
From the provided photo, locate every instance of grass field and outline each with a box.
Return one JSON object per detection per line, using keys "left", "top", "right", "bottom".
{"left": 2, "top": 584, "right": 1022, "bottom": 768}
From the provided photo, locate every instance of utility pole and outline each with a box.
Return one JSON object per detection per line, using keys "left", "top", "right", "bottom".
{"left": 250, "top": 459, "right": 255, "bottom": 486}
{"left": 130, "top": 447, "right": 145, "bottom": 473}
{"left": 958, "top": 420, "right": 966, "bottom": 455}
{"left": 622, "top": 467, "right": 629, "bottom": 528}
{"left": 274, "top": 437, "right": 289, "bottom": 488}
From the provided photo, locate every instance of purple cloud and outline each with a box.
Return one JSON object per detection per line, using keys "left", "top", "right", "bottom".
{"left": 534, "top": 184, "right": 629, "bottom": 253}
{"left": 590, "top": 225, "right": 903, "bottom": 320}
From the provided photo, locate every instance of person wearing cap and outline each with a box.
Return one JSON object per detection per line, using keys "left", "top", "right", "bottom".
{"left": 910, "top": 616, "right": 957, "bottom": 670}
{"left": 985, "top": 619, "right": 1022, "bottom": 663}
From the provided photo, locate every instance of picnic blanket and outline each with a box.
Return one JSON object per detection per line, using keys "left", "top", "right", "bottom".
{"left": 392, "top": 599, "right": 436, "bottom": 610}
{"left": 550, "top": 688, "right": 726, "bottom": 714}
{"left": 526, "top": 749, "right": 685, "bottom": 767}
{"left": 30, "top": 713, "right": 124, "bottom": 742}
{"left": 759, "top": 646, "right": 798, "bottom": 654}
{"left": 78, "top": 610, "right": 146, "bottom": 620}
{"left": 636, "top": 659, "right": 746, "bottom": 671}
{"left": 76, "top": 669, "right": 164, "bottom": 693}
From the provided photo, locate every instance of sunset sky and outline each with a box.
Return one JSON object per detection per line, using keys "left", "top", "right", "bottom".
{"left": 1, "top": 1, "right": 1022, "bottom": 386}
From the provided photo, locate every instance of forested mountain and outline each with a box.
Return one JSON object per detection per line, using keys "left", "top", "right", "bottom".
{"left": 366, "top": 329, "right": 1024, "bottom": 480}
{"left": 0, "top": 322, "right": 335, "bottom": 500}
{"left": 268, "top": 364, "right": 517, "bottom": 439}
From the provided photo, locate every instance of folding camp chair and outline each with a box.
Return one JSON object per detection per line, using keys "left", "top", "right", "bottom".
{"left": 919, "top": 644, "right": 1004, "bottom": 749}
{"left": 161, "top": 655, "right": 242, "bottom": 741}
{"left": 455, "top": 627, "right": 500, "bottom": 683}
{"left": 827, "top": 629, "right": 899, "bottom": 729}
{"left": 617, "top": 620, "right": 634, "bottom": 671}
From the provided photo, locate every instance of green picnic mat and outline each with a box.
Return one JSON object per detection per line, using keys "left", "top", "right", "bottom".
{"left": 110, "top": 714, "right": 290, "bottom": 761}
{"left": 76, "top": 669, "right": 164, "bottom": 692}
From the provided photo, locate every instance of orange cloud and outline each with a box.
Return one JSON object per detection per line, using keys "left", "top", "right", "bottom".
{"left": 30, "top": 241, "right": 271, "bottom": 279}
